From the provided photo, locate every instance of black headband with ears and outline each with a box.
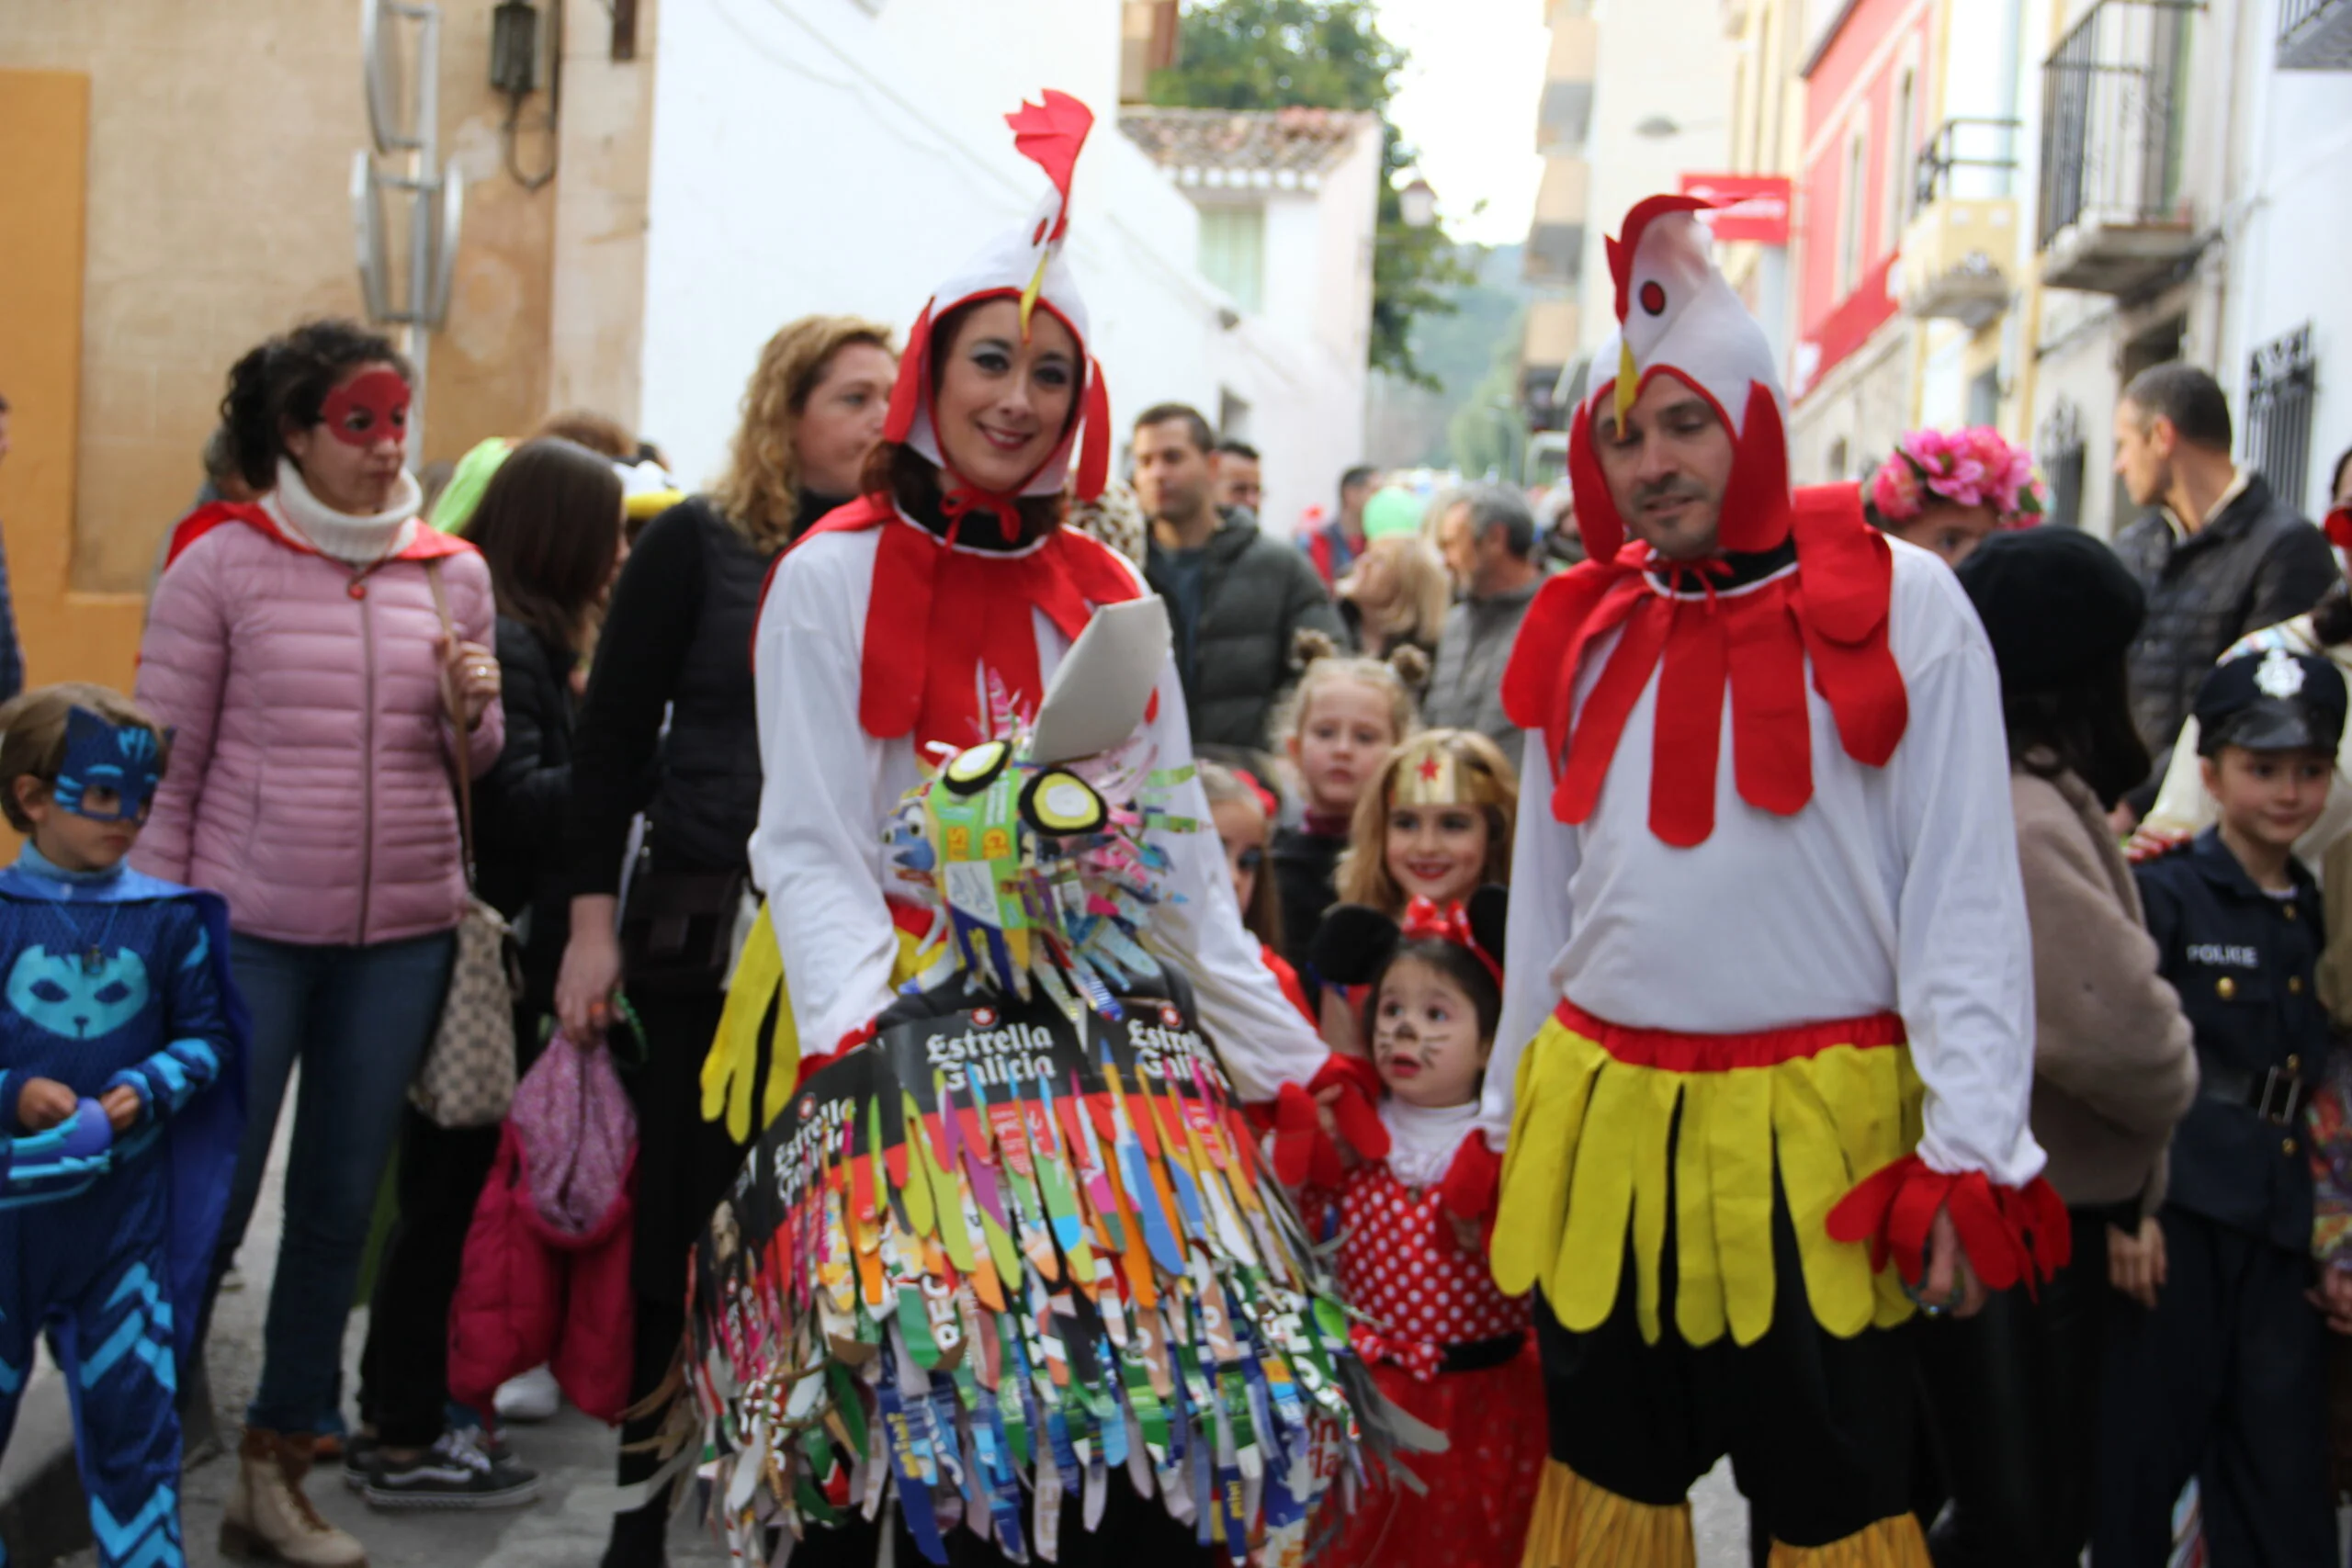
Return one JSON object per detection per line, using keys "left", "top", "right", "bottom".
{"left": 1309, "top": 885, "right": 1509, "bottom": 988}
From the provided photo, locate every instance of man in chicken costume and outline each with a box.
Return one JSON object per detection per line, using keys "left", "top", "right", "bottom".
{"left": 1484, "top": 195, "right": 2066, "bottom": 1564}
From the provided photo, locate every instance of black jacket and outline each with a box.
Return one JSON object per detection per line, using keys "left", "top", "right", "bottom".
{"left": 475, "top": 615, "right": 577, "bottom": 1017}
{"left": 1146, "top": 513, "right": 1344, "bottom": 751}
{"left": 2135, "top": 829, "right": 2329, "bottom": 1251}
{"left": 2111, "top": 474, "right": 2335, "bottom": 813}
{"left": 568, "top": 497, "right": 783, "bottom": 894}
{"left": 1272, "top": 824, "right": 1347, "bottom": 976}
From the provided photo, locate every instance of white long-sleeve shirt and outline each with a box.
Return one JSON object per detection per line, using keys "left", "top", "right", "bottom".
{"left": 749, "top": 519, "right": 1329, "bottom": 1102}
{"left": 1486, "top": 538, "right": 2046, "bottom": 1188}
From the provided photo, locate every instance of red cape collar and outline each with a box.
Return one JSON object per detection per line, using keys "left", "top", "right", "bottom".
{"left": 785, "top": 493, "right": 1144, "bottom": 753}
{"left": 163, "top": 501, "right": 469, "bottom": 574}
{"left": 1501, "top": 484, "right": 1907, "bottom": 846}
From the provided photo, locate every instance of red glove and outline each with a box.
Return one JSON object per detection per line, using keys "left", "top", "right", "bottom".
{"left": 1826, "top": 1153, "right": 2072, "bottom": 1296}
{"left": 1269, "top": 1055, "right": 1391, "bottom": 1188}
{"left": 1438, "top": 1133, "right": 1503, "bottom": 1228}
{"left": 1270, "top": 1081, "right": 1333, "bottom": 1188}
{"left": 1313, "top": 1054, "right": 1390, "bottom": 1163}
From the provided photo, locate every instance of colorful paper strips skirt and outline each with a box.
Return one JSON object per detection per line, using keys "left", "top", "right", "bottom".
{"left": 1491, "top": 1000, "right": 1926, "bottom": 1347}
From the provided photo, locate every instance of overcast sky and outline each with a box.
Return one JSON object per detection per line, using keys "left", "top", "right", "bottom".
{"left": 1374, "top": 0, "right": 1550, "bottom": 246}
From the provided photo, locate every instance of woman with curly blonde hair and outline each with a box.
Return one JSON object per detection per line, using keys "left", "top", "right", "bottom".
{"left": 710, "top": 315, "right": 897, "bottom": 550}
{"left": 553, "top": 313, "right": 893, "bottom": 1568}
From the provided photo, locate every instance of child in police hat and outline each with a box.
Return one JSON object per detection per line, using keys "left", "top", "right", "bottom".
{"left": 2098, "top": 644, "right": 2346, "bottom": 1565}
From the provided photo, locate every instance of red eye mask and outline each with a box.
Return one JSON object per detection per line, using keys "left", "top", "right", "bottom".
{"left": 320, "top": 369, "right": 411, "bottom": 448}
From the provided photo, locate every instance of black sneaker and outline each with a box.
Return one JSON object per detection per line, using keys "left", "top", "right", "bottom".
{"left": 363, "top": 1428, "right": 541, "bottom": 1511}
{"left": 341, "top": 1431, "right": 380, "bottom": 1492}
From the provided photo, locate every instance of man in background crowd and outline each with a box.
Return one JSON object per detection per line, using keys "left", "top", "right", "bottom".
{"left": 2109, "top": 363, "right": 2335, "bottom": 829}
{"left": 1426, "top": 482, "right": 1544, "bottom": 759}
{"left": 1304, "top": 462, "right": 1378, "bottom": 591}
{"left": 1136, "top": 403, "right": 1340, "bottom": 750}
{"left": 1215, "top": 438, "right": 1262, "bottom": 519}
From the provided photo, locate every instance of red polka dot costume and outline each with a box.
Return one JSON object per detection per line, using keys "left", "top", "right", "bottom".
{"left": 1303, "top": 1100, "right": 1546, "bottom": 1568}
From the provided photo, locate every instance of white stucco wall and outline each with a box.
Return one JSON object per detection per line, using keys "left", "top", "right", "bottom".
{"left": 636, "top": 0, "right": 1372, "bottom": 544}
{"left": 2214, "top": 0, "right": 2352, "bottom": 520}
{"left": 1211, "top": 123, "right": 1378, "bottom": 535}
{"left": 1576, "top": 0, "right": 1736, "bottom": 357}
{"left": 2026, "top": 0, "right": 2351, "bottom": 536}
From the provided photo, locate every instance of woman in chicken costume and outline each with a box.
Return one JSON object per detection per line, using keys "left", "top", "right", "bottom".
{"left": 1485, "top": 194, "right": 2067, "bottom": 1565}
{"left": 690, "top": 91, "right": 1386, "bottom": 1566}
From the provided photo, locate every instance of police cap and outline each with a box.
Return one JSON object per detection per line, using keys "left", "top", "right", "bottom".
{"left": 2193, "top": 646, "right": 2348, "bottom": 758}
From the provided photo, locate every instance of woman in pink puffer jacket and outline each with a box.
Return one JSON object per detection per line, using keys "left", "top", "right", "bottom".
{"left": 134, "top": 320, "right": 509, "bottom": 1564}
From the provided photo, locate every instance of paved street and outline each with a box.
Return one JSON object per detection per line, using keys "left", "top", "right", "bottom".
{"left": 48, "top": 1103, "right": 1748, "bottom": 1566}
{"left": 53, "top": 1107, "right": 728, "bottom": 1568}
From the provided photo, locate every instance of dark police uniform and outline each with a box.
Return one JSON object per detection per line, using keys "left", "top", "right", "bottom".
{"left": 2099, "top": 646, "right": 2344, "bottom": 1567}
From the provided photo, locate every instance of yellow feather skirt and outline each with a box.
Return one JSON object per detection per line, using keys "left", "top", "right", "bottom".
{"left": 1491, "top": 1002, "right": 1926, "bottom": 1348}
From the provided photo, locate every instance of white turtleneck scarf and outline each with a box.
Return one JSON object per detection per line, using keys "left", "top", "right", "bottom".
{"left": 1379, "top": 1097, "right": 1479, "bottom": 1188}
{"left": 266, "top": 457, "right": 422, "bottom": 566}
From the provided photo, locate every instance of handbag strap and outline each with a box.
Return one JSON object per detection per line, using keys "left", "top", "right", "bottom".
{"left": 424, "top": 559, "right": 480, "bottom": 886}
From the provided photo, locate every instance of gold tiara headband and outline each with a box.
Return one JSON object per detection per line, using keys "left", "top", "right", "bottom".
{"left": 1388, "top": 735, "right": 1508, "bottom": 809}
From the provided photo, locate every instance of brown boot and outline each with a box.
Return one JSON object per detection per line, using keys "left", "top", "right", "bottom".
{"left": 220, "top": 1427, "right": 369, "bottom": 1566}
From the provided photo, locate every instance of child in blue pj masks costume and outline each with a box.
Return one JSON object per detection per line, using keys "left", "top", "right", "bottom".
{"left": 0, "top": 683, "right": 246, "bottom": 1568}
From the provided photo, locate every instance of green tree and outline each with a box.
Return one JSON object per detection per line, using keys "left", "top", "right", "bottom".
{"left": 1447, "top": 310, "right": 1531, "bottom": 481}
{"left": 1148, "top": 0, "right": 1480, "bottom": 389}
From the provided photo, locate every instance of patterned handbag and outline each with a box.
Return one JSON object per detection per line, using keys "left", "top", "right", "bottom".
{"left": 411, "top": 560, "right": 523, "bottom": 1129}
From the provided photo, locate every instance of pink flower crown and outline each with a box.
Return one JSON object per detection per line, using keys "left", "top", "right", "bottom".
{"left": 1869, "top": 426, "right": 2047, "bottom": 528}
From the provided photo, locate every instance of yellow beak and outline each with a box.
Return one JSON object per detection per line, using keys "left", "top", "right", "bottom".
{"left": 1019, "top": 253, "right": 1049, "bottom": 342}
{"left": 1615, "top": 338, "right": 1639, "bottom": 426}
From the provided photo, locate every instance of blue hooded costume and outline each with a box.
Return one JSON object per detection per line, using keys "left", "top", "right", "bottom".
{"left": 0, "top": 710, "right": 247, "bottom": 1568}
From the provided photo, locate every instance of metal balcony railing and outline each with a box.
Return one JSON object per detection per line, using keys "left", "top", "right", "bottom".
{"left": 2037, "top": 0, "right": 2197, "bottom": 253}
{"left": 2278, "top": 0, "right": 2352, "bottom": 68}
{"left": 1913, "top": 118, "right": 2020, "bottom": 217}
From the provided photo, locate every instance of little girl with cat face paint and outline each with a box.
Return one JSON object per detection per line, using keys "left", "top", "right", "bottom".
{"left": 1296, "top": 889, "right": 1546, "bottom": 1568}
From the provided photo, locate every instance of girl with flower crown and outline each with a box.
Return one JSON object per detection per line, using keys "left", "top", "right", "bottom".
{"left": 1864, "top": 425, "right": 2046, "bottom": 569}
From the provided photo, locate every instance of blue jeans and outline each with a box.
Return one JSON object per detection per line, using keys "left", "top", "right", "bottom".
{"left": 214, "top": 931, "right": 454, "bottom": 1435}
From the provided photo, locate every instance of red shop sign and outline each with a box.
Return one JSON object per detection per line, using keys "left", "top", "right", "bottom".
{"left": 1678, "top": 174, "right": 1793, "bottom": 246}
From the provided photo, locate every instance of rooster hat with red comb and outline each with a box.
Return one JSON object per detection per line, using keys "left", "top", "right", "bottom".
{"left": 1578, "top": 195, "right": 1792, "bottom": 559}
{"left": 1501, "top": 196, "right": 1908, "bottom": 848}
{"left": 884, "top": 89, "right": 1113, "bottom": 517}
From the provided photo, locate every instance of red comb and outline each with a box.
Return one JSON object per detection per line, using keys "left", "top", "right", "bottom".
{"left": 1007, "top": 90, "right": 1095, "bottom": 242}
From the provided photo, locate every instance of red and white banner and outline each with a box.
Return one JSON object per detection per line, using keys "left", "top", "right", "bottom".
{"left": 1678, "top": 174, "right": 1793, "bottom": 246}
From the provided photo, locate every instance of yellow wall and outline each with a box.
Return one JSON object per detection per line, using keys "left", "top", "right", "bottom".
{"left": 0, "top": 1, "right": 571, "bottom": 604}
{"left": 0, "top": 68, "right": 142, "bottom": 697}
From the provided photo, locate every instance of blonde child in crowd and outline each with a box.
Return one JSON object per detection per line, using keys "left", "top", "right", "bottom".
{"left": 1295, "top": 888, "right": 1544, "bottom": 1568}
{"left": 1199, "top": 761, "right": 1315, "bottom": 1021}
{"left": 1267, "top": 632, "right": 1425, "bottom": 973}
{"left": 1322, "top": 728, "right": 1518, "bottom": 1054}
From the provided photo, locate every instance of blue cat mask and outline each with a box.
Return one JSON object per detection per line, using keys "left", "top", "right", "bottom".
{"left": 52, "top": 708, "right": 165, "bottom": 822}
{"left": 6, "top": 946, "right": 150, "bottom": 1040}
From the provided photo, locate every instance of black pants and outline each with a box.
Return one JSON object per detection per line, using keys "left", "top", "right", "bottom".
{"left": 1538, "top": 1187, "right": 1919, "bottom": 1551}
{"left": 1913, "top": 1202, "right": 2120, "bottom": 1568}
{"left": 357, "top": 996, "right": 551, "bottom": 1450}
{"left": 2094, "top": 1205, "right": 2334, "bottom": 1567}
{"left": 356, "top": 1109, "right": 503, "bottom": 1447}
{"left": 614, "top": 986, "right": 748, "bottom": 1499}
{"left": 358, "top": 1109, "right": 502, "bottom": 1446}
